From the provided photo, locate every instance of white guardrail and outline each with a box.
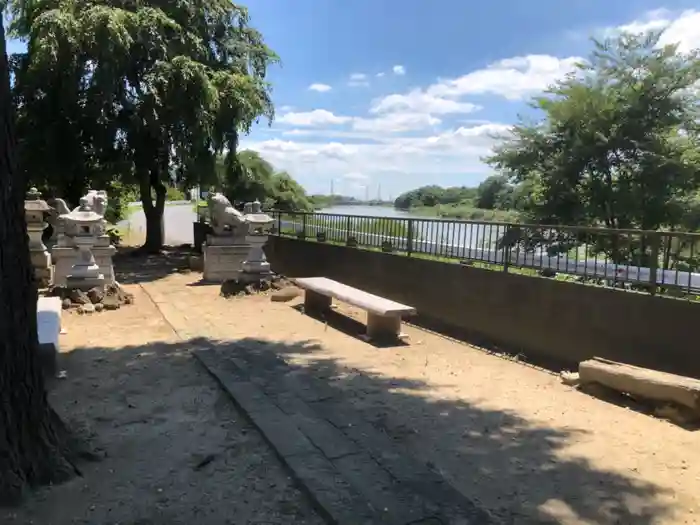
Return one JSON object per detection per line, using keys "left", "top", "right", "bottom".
{"left": 279, "top": 219, "right": 700, "bottom": 292}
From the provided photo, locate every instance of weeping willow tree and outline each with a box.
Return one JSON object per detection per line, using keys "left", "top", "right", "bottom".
{"left": 213, "top": 149, "right": 313, "bottom": 211}
{"left": 13, "top": 0, "right": 277, "bottom": 251}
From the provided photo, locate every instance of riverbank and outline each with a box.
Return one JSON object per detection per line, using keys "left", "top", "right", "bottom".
{"left": 398, "top": 204, "right": 520, "bottom": 222}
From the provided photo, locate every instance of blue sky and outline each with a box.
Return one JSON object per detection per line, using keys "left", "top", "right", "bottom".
{"left": 239, "top": 0, "right": 700, "bottom": 199}
{"left": 7, "top": 1, "right": 700, "bottom": 199}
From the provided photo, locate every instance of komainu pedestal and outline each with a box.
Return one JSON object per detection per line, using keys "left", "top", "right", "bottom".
{"left": 203, "top": 236, "right": 250, "bottom": 282}
{"left": 202, "top": 193, "right": 250, "bottom": 282}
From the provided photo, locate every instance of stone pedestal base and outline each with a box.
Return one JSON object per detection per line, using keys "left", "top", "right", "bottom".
{"left": 66, "top": 274, "right": 105, "bottom": 290}
{"left": 239, "top": 235, "right": 271, "bottom": 282}
{"left": 52, "top": 244, "right": 116, "bottom": 287}
{"left": 34, "top": 266, "right": 54, "bottom": 288}
{"left": 30, "top": 249, "right": 53, "bottom": 287}
{"left": 203, "top": 242, "right": 250, "bottom": 282}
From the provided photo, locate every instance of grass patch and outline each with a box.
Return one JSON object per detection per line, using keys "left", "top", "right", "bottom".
{"left": 406, "top": 204, "right": 519, "bottom": 222}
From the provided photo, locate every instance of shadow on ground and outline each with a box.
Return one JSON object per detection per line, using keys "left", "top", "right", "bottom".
{"left": 49, "top": 336, "right": 673, "bottom": 525}
{"left": 114, "top": 246, "right": 193, "bottom": 284}
{"left": 290, "top": 303, "right": 410, "bottom": 349}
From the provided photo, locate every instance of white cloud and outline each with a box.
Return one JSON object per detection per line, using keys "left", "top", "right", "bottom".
{"left": 308, "top": 83, "right": 332, "bottom": 92}
{"left": 371, "top": 89, "right": 481, "bottom": 115}
{"left": 276, "top": 108, "right": 441, "bottom": 134}
{"left": 353, "top": 112, "right": 441, "bottom": 133}
{"left": 612, "top": 9, "right": 700, "bottom": 53}
{"left": 376, "top": 72, "right": 385, "bottom": 78}
{"left": 242, "top": 123, "right": 508, "bottom": 185}
{"left": 348, "top": 72, "right": 370, "bottom": 87}
{"left": 427, "top": 55, "right": 582, "bottom": 101}
{"left": 342, "top": 172, "right": 369, "bottom": 181}
{"left": 392, "top": 65, "right": 406, "bottom": 75}
{"left": 276, "top": 109, "right": 352, "bottom": 127}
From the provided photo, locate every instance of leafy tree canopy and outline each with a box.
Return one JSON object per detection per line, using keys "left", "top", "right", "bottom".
{"left": 11, "top": 0, "right": 277, "bottom": 249}
{"left": 213, "top": 149, "right": 313, "bottom": 211}
{"left": 487, "top": 31, "right": 700, "bottom": 231}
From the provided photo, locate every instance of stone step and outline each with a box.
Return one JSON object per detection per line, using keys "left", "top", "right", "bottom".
{"left": 195, "top": 343, "right": 494, "bottom": 525}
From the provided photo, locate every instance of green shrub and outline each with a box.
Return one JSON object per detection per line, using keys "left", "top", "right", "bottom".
{"left": 106, "top": 226, "right": 123, "bottom": 246}
{"left": 166, "top": 186, "right": 186, "bottom": 201}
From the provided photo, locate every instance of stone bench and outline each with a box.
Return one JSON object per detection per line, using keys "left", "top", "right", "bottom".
{"left": 293, "top": 277, "right": 416, "bottom": 341}
{"left": 37, "top": 296, "right": 62, "bottom": 376}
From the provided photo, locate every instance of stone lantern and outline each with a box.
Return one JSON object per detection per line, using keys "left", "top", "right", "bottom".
{"left": 24, "top": 187, "right": 54, "bottom": 287}
{"left": 63, "top": 197, "right": 106, "bottom": 290}
{"left": 240, "top": 200, "right": 274, "bottom": 282}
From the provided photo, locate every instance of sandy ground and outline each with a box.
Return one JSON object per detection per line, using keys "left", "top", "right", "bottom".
{"left": 1, "top": 284, "right": 324, "bottom": 525}
{"left": 140, "top": 272, "right": 700, "bottom": 525}
{"left": 6, "top": 263, "right": 700, "bottom": 525}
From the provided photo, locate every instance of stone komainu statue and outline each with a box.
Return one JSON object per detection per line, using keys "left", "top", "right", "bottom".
{"left": 46, "top": 190, "right": 108, "bottom": 239}
{"left": 45, "top": 198, "right": 72, "bottom": 240}
{"left": 79, "top": 190, "right": 108, "bottom": 217}
{"left": 208, "top": 192, "right": 248, "bottom": 236}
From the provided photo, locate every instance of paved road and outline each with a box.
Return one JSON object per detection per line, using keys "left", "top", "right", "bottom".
{"left": 120, "top": 202, "right": 196, "bottom": 245}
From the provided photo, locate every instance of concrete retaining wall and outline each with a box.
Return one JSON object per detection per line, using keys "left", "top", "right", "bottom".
{"left": 267, "top": 236, "right": 700, "bottom": 378}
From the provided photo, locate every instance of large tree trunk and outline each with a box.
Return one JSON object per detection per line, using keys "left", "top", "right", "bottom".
{"left": 139, "top": 173, "right": 166, "bottom": 253}
{"left": 0, "top": 19, "right": 78, "bottom": 505}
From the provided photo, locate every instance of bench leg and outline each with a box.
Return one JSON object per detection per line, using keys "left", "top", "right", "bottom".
{"left": 366, "top": 313, "right": 402, "bottom": 341}
{"left": 304, "top": 290, "right": 332, "bottom": 312}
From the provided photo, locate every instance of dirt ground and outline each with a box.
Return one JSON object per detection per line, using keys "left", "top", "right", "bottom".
{"left": 5, "top": 262, "right": 700, "bottom": 524}
{"left": 139, "top": 271, "right": 700, "bottom": 525}
{"left": 1, "top": 284, "right": 324, "bottom": 525}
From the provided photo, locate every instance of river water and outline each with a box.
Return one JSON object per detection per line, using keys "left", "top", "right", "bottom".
{"left": 317, "top": 205, "right": 507, "bottom": 254}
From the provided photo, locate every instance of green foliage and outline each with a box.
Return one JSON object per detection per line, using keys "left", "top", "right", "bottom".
{"left": 394, "top": 185, "right": 478, "bottom": 209}
{"left": 213, "top": 150, "right": 313, "bottom": 211}
{"left": 487, "top": 31, "right": 700, "bottom": 234}
{"left": 103, "top": 181, "right": 138, "bottom": 223}
{"left": 105, "top": 225, "right": 123, "bottom": 246}
{"left": 165, "top": 186, "right": 186, "bottom": 201}
{"left": 394, "top": 183, "right": 520, "bottom": 221}
{"left": 308, "top": 194, "right": 392, "bottom": 209}
{"left": 414, "top": 204, "right": 520, "bottom": 222}
{"left": 309, "top": 194, "right": 362, "bottom": 209}
{"left": 11, "top": 0, "right": 278, "bottom": 249}
{"left": 475, "top": 174, "right": 514, "bottom": 210}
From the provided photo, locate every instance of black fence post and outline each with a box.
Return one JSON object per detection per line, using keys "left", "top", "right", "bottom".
{"left": 345, "top": 215, "right": 351, "bottom": 244}
{"left": 407, "top": 219, "right": 414, "bottom": 256}
{"left": 277, "top": 211, "right": 281, "bottom": 236}
{"left": 302, "top": 213, "right": 307, "bottom": 240}
{"left": 648, "top": 231, "right": 660, "bottom": 295}
{"left": 503, "top": 225, "right": 510, "bottom": 273}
